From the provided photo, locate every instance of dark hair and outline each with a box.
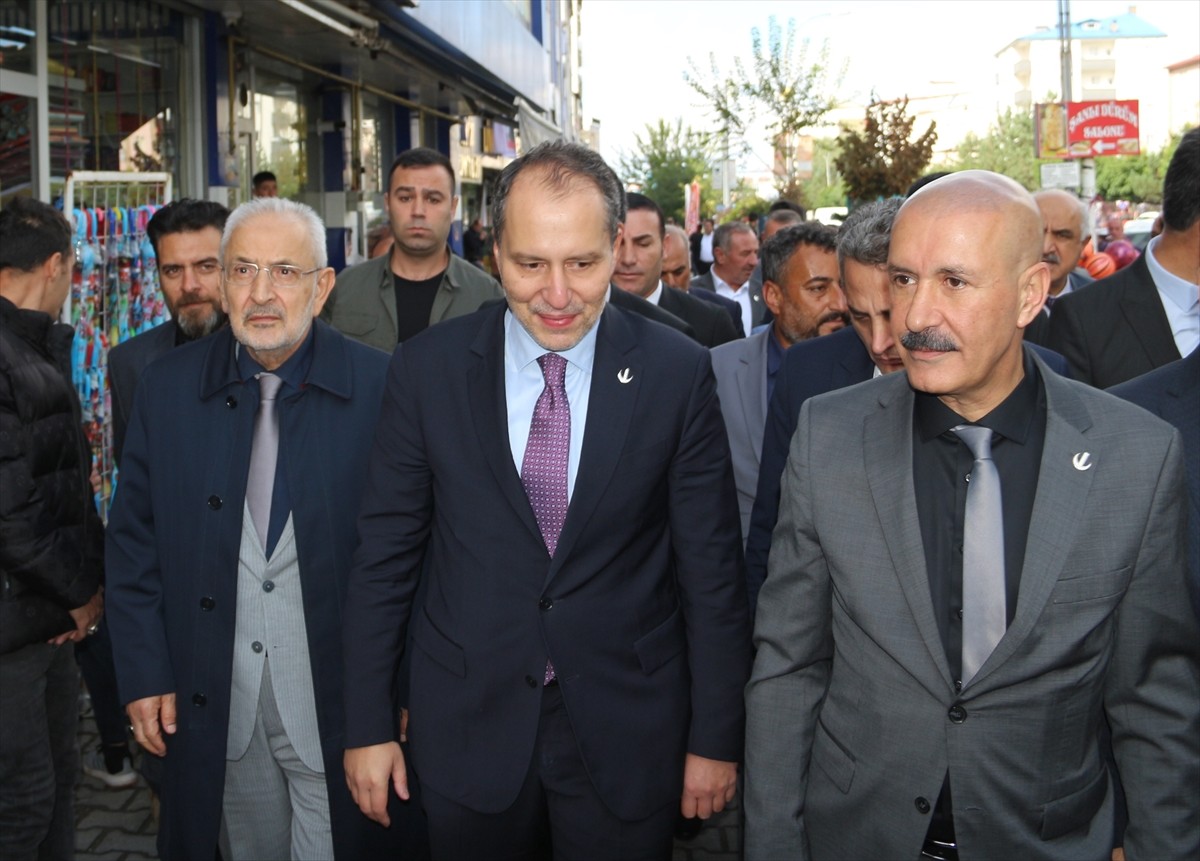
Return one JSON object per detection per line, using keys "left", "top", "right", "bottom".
{"left": 906, "top": 171, "right": 952, "bottom": 198}
{"left": 146, "top": 199, "right": 230, "bottom": 258}
{"left": 765, "top": 209, "right": 804, "bottom": 230}
{"left": 713, "top": 221, "right": 756, "bottom": 253}
{"left": 836, "top": 198, "right": 902, "bottom": 282}
{"left": 768, "top": 199, "right": 805, "bottom": 216}
{"left": 1161, "top": 127, "right": 1199, "bottom": 232}
{"left": 760, "top": 222, "right": 837, "bottom": 285}
{"left": 252, "top": 171, "right": 277, "bottom": 187}
{"left": 491, "top": 140, "right": 624, "bottom": 245}
{"left": 386, "top": 147, "right": 456, "bottom": 195}
{"left": 625, "top": 192, "right": 665, "bottom": 237}
{"left": 0, "top": 197, "right": 72, "bottom": 272}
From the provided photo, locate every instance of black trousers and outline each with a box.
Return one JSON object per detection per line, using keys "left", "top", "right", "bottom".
{"left": 422, "top": 684, "right": 676, "bottom": 861}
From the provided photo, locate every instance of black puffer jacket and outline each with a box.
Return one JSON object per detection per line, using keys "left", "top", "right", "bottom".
{"left": 0, "top": 295, "right": 103, "bottom": 654}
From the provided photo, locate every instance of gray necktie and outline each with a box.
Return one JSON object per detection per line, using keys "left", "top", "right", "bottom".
{"left": 952, "top": 424, "right": 1006, "bottom": 684}
{"left": 246, "top": 373, "right": 283, "bottom": 551}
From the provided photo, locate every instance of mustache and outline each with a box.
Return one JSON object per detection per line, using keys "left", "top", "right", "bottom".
{"left": 821, "top": 310, "right": 849, "bottom": 327}
{"left": 900, "top": 328, "right": 959, "bottom": 352}
{"left": 1041, "top": 252, "right": 1061, "bottom": 266}
{"left": 242, "top": 303, "right": 285, "bottom": 321}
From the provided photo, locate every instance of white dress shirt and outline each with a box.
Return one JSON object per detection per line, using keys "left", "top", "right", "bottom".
{"left": 712, "top": 268, "right": 753, "bottom": 338}
{"left": 1145, "top": 235, "right": 1200, "bottom": 358}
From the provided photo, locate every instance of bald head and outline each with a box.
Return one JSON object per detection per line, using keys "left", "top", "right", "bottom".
{"left": 662, "top": 224, "right": 692, "bottom": 289}
{"left": 889, "top": 170, "right": 1051, "bottom": 421}
{"left": 1033, "top": 189, "right": 1088, "bottom": 295}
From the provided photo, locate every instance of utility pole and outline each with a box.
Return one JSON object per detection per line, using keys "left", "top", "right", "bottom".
{"left": 1059, "top": 0, "right": 1097, "bottom": 201}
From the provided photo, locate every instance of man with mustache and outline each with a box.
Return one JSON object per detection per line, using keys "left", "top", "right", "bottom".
{"left": 711, "top": 222, "right": 846, "bottom": 543}
{"left": 744, "top": 171, "right": 1198, "bottom": 860}
{"left": 691, "top": 221, "right": 764, "bottom": 336}
{"left": 106, "top": 198, "right": 423, "bottom": 860}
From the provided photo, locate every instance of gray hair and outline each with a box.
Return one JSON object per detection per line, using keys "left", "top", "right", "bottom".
{"left": 836, "top": 198, "right": 902, "bottom": 281}
{"left": 761, "top": 222, "right": 837, "bottom": 285}
{"left": 220, "top": 197, "right": 328, "bottom": 269}
{"left": 491, "top": 140, "right": 625, "bottom": 245}
{"left": 713, "top": 221, "right": 756, "bottom": 254}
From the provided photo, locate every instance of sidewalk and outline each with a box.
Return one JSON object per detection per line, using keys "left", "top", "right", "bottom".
{"left": 75, "top": 702, "right": 741, "bottom": 861}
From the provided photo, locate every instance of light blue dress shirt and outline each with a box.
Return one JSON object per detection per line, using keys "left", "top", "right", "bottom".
{"left": 1145, "top": 235, "right": 1200, "bottom": 357}
{"left": 504, "top": 303, "right": 601, "bottom": 501}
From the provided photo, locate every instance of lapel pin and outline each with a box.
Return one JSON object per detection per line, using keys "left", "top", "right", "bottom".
{"left": 617, "top": 368, "right": 633, "bottom": 384}
{"left": 1072, "top": 452, "right": 1093, "bottom": 471}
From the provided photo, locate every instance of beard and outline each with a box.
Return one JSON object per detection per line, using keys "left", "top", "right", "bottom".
{"left": 174, "top": 300, "right": 228, "bottom": 342}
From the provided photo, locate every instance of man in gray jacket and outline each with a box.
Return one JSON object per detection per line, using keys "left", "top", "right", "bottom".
{"left": 322, "top": 147, "right": 500, "bottom": 351}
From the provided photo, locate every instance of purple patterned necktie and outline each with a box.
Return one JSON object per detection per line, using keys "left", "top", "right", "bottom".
{"left": 521, "top": 353, "right": 569, "bottom": 685}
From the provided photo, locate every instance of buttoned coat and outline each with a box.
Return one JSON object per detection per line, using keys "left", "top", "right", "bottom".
{"left": 105, "top": 321, "right": 415, "bottom": 861}
{"left": 744, "top": 356, "right": 1200, "bottom": 860}
{"left": 342, "top": 301, "right": 753, "bottom": 822}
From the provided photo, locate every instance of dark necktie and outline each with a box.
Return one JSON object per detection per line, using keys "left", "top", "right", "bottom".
{"left": 521, "top": 353, "right": 570, "bottom": 685}
{"left": 951, "top": 424, "right": 1006, "bottom": 684}
{"left": 246, "top": 373, "right": 282, "bottom": 551}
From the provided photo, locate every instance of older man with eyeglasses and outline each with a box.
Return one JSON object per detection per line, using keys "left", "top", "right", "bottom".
{"left": 105, "top": 197, "right": 428, "bottom": 861}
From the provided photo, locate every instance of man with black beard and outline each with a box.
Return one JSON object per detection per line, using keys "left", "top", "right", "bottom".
{"left": 108, "top": 199, "right": 230, "bottom": 464}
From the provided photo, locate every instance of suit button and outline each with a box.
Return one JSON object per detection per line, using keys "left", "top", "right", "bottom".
{"left": 525, "top": 675, "right": 538, "bottom": 688}
{"left": 263, "top": 580, "right": 275, "bottom": 593}
{"left": 538, "top": 598, "right": 553, "bottom": 611}
{"left": 192, "top": 692, "right": 207, "bottom": 707}
{"left": 948, "top": 704, "right": 967, "bottom": 723}
{"left": 226, "top": 395, "right": 238, "bottom": 408}
{"left": 199, "top": 596, "right": 215, "bottom": 611}
{"left": 915, "top": 797, "right": 931, "bottom": 814}
{"left": 252, "top": 641, "right": 263, "bottom": 653}
{"left": 207, "top": 495, "right": 222, "bottom": 510}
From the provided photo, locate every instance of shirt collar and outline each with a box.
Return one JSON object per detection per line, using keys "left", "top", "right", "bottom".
{"left": 646, "top": 281, "right": 664, "bottom": 306}
{"left": 915, "top": 349, "right": 1041, "bottom": 445}
{"left": 711, "top": 267, "right": 743, "bottom": 294}
{"left": 236, "top": 324, "right": 315, "bottom": 392}
{"left": 504, "top": 290, "right": 603, "bottom": 376}
{"left": 1145, "top": 235, "right": 1200, "bottom": 314}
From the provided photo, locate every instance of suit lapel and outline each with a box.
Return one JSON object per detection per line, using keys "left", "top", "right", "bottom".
{"left": 969, "top": 363, "right": 1096, "bottom": 690}
{"left": 735, "top": 331, "right": 769, "bottom": 466}
{"left": 864, "top": 377, "right": 953, "bottom": 689}
{"left": 550, "top": 307, "right": 639, "bottom": 578}
{"left": 466, "top": 310, "right": 545, "bottom": 547}
{"left": 1119, "top": 257, "right": 1182, "bottom": 367}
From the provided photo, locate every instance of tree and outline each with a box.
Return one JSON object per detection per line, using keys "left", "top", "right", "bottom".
{"left": 685, "top": 16, "right": 845, "bottom": 201}
{"left": 835, "top": 97, "right": 937, "bottom": 204}
{"left": 949, "top": 108, "right": 1042, "bottom": 190}
{"left": 617, "top": 119, "right": 714, "bottom": 224}
{"left": 1094, "top": 130, "right": 1185, "bottom": 203}
{"left": 801, "top": 137, "right": 847, "bottom": 209}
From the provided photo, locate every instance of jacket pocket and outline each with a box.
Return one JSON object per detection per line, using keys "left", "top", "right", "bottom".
{"left": 1050, "top": 566, "right": 1132, "bottom": 605}
{"left": 412, "top": 612, "right": 467, "bottom": 678}
{"left": 812, "top": 719, "right": 855, "bottom": 794}
{"left": 333, "top": 311, "right": 380, "bottom": 337}
{"left": 1040, "top": 767, "right": 1107, "bottom": 840}
{"left": 633, "top": 606, "right": 684, "bottom": 675}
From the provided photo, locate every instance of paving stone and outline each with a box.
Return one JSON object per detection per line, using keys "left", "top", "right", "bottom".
{"left": 74, "top": 826, "right": 102, "bottom": 852}
{"left": 78, "top": 807, "right": 153, "bottom": 832}
{"left": 94, "top": 830, "right": 160, "bottom": 857}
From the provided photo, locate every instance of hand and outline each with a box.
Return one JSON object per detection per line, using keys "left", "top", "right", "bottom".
{"left": 399, "top": 707, "right": 409, "bottom": 743}
{"left": 680, "top": 753, "right": 738, "bottom": 819}
{"left": 127, "top": 693, "right": 177, "bottom": 757}
{"left": 345, "top": 742, "right": 408, "bottom": 827}
{"left": 50, "top": 590, "right": 103, "bottom": 645}
{"left": 1112, "top": 849, "right": 1125, "bottom": 861}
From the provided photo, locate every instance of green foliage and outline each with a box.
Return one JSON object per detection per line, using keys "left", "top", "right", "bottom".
{"left": 1094, "top": 130, "right": 1186, "bottom": 203}
{"left": 685, "top": 16, "right": 845, "bottom": 198}
{"left": 801, "top": 137, "right": 847, "bottom": 209}
{"left": 835, "top": 98, "right": 937, "bottom": 203}
{"left": 617, "top": 119, "right": 715, "bottom": 224}
{"left": 949, "top": 108, "right": 1042, "bottom": 190}
{"left": 722, "top": 192, "right": 772, "bottom": 225}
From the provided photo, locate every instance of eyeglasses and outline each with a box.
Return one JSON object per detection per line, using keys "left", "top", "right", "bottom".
{"left": 224, "top": 262, "right": 321, "bottom": 289}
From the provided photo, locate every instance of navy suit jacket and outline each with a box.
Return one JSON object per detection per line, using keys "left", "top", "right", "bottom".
{"left": 105, "top": 321, "right": 408, "bottom": 861}
{"left": 688, "top": 286, "right": 746, "bottom": 337}
{"left": 1047, "top": 255, "right": 1181, "bottom": 388}
{"left": 107, "top": 321, "right": 180, "bottom": 466}
{"left": 690, "top": 269, "right": 766, "bottom": 330}
{"left": 1111, "top": 349, "right": 1200, "bottom": 619}
{"left": 342, "top": 301, "right": 752, "bottom": 820}
{"left": 744, "top": 327, "right": 1072, "bottom": 617}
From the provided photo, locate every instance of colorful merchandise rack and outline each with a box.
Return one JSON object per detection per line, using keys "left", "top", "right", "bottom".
{"left": 62, "top": 171, "right": 173, "bottom": 517}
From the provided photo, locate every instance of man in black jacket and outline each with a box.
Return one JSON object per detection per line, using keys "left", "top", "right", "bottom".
{"left": 0, "top": 197, "right": 104, "bottom": 859}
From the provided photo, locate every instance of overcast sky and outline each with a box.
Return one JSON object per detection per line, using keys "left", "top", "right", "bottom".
{"left": 579, "top": 0, "right": 1200, "bottom": 168}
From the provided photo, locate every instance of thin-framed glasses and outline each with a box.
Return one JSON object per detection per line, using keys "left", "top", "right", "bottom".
{"left": 224, "top": 262, "right": 321, "bottom": 289}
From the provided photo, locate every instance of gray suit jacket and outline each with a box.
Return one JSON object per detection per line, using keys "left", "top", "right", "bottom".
{"left": 690, "top": 268, "right": 768, "bottom": 330}
{"left": 107, "top": 320, "right": 179, "bottom": 467}
{"left": 745, "top": 354, "right": 1200, "bottom": 860}
{"left": 710, "top": 328, "right": 771, "bottom": 542}
{"left": 321, "top": 251, "right": 501, "bottom": 352}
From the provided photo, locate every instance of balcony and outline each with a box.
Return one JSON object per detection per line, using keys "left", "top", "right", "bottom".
{"left": 1081, "top": 57, "right": 1116, "bottom": 75}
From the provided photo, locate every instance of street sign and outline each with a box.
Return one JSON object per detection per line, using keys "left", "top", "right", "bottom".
{"left": 1040, "top": 161, "right": 1082, "bottom": 189}
{"left": 1036, "top": 100, "right": 1140, "bottom": 159}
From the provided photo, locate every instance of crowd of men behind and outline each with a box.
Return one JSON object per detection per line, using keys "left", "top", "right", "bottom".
{"left": 0, "top": 130, "right": 1196, "bottom": 861}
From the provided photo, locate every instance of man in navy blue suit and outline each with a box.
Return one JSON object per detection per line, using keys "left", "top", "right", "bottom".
{"left": 1111, "top": 350, "right": 1200, "bottom": 619}
{"left": 745, "top": 198, "right": 1071, "bottom": 616}
{"left": 342, "top": 141, "right": 752, "bottom": 860}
